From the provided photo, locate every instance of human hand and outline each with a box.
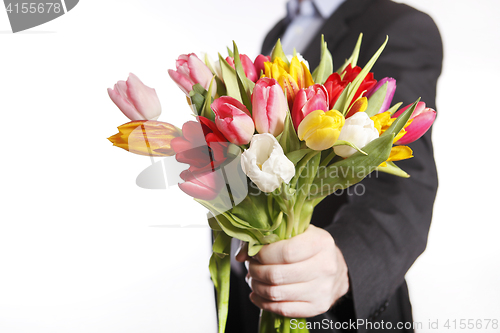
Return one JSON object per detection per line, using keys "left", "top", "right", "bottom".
{"left": 235, "top": 224, "right": 349, "bottom": 318}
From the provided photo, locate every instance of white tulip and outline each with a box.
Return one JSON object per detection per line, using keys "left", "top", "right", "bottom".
{"left": 334, "top": 112, "right": 379, "bottom": 158}
{"left": 241, "top": 133, "right": 295, "bottom": 192}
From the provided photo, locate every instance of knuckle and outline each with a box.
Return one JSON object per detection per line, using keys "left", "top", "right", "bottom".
{"left": 281, "top": 243, "right": 297, "bottom": 263}
{"left": 266, "top": 268, "right": 283, "bottom": 285}
{"left": 277, "top": 304, "right": 292, "bottom": 318}
{"left": 266, "top": 285, "right": 282, "bottom": 301}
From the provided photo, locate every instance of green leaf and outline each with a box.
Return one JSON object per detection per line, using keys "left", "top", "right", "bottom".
{"left": 209, "top": 249, "right": 231, "bottom": 333}
{"left": 232, "top": 41, "right": 253, "bottom": 113}
{"left": 208, "top": 213, "right": 222, "bottom": 231}
{"left": 212, "top": 231, "right": 232, "bottom": 256}
{"left": 201, "top": 77, "right": 216, "bottom": 121}
{"left": 285, "top": 148, "right": 313, "bottom": 165}
{"left": 337, "top": 33, "right": 363, "bottom": 74}
{"left": 387, "top": 102, "right": 403, "bottom": 115}
{"left": 197, "top": 200, "right": 257, "bottom": 243}
{"left": 312, "top": 35, "right": 334, "bottom": 84}
{"left": 188, "top": 83, "right": 207, "bottom": 115}
{"left": 376, "top": 161, "right": 410, "bottom": 178}
{"left": 248, "top": 240, "right": 263, "bottom": 257}
{"left": 226, "top": 47, "right": 233, "bottom": 58}
{"left": 270, "top": 39, "right": 290, "bottom": 66}
{"left": 365, "top": 81, "right": 388, "bottom": 117}
{"left": 309, "top": 134, "right": 394, "bottom": 199}
{"left": 279, "top": 107, "right": 301, "bottom": 154}
{"left": 218, "top": 53, "right": 242, "bottom": 103}
{"left": 341, "top": 36, "right": 388, "bottom": 115}
{"left": 382, "top": 98, "right": 420, "bottom": 139}
{"left": 331, "top": 140, "right": 367, "bottom": 155}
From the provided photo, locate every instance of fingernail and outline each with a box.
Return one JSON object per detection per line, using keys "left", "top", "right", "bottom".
{"left": 235, "top": 240, "right": 243, "bottom": 257}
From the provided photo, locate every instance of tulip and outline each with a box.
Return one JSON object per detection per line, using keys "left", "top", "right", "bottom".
{"left": 178, "top": 169, "right": 224, "bottom": 200}
{"left": 108, "top": 120, "right": 181, "bottom": 156}
{"left": 264, "top": 55, "right": 314, "bottom": 107}
{"left": 297, "top": 110, "right": 345, "bottom": 151}
{"left": 171, "top": 116, "right": 228, "bottom": 173}
{"left": 107, "top": 73, "right": 162, "bottom": 121}
{"left": 365, "top": 77, "right": 396, "bottom": 114}
{"left": 380, "top": 146, "right": 413, "bottom": 167}
{"left": 291, "top": 84, "right": 329, "bottom": 131}
{"left": 254, "top": 54, "right": 271, "bottom": 77}
{"left": 392, "top": 102, "right": 436, "bottom": 145}
{"left": 333, "top": 112, "right": 379, "bottom": 158}
{"left": 371, "top": 111, "right": 408, "bottom": 143}
{"left": 345, "top": 96, "right": 368, "bottom": 119}
{"left": 168, "top": 53, "right": 215, "bottom": 96}
{"left": 241, "top": 133, "right": 295, "bottom": 192}
{"left": 252, "top": 78, "right": 288, "bottom": 136}
{"left": 211, "top": 96, "right": 255, "bottom": 145}
{"left": 324, "top": 64, "right": 377, "bottom": 110}
{"left": 226, "top": 54, "right": 258, "bottom": 82}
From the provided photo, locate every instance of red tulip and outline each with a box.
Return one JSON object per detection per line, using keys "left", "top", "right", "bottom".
{"left": 324, "top": 64, "right": 377, "bottom": 111}
{"left": 393, "top": 102, "right": 436, "bottom": 145}
{"left": 251, "top": 78, "right": 288, "bottom": 136}
{"left": 291, "top": 84, "right": 329, "bottom": 131}
{"left": 171, "top": 116, "right": 228, "bottom": 173}
{"left": 226, "top": 54, "right": 258, "bottom": 83}
{"left": 168, "top": 53, "right": 215, "bottom": 96}
{"left": 211, "top": 96, "right": 255, "bottom": 145}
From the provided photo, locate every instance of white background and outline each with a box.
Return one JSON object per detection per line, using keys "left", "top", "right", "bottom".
{"left": 0, "top": 0, "right": 499, "bottom": 332}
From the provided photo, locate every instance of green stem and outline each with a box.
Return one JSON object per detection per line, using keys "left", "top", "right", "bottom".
{"left": 285, "top": 207, "right": 295, "bottom": 239}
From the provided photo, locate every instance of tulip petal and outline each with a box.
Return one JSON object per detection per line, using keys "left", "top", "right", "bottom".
{"left": 126, "top": 73, "right": 162, "bottom": 121}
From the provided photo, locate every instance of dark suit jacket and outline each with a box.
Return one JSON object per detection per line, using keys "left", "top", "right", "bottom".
{"left": 226, "top": 1, "right": 442, "bottom": 332}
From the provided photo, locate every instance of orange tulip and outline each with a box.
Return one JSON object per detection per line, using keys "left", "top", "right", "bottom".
{"left": 108, "top": 121, "right": 181, "bottom": 156}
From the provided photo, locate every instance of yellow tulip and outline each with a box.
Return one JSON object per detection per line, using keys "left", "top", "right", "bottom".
{"left": 370, "top": 111, "right": 412, "bottom": 143}
{"left": 108, "top": 120, "right": 181, "bottom": 156}
{"left": 297, "top": 110, "right": 345, "bottom": 150}
{"left": 263, "top": 55, "right": 314, "bottom": 106}
{"left": 380, "top": 146, "right": 413, "bottom": 167}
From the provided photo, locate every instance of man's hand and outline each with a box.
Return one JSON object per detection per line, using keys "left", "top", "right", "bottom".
{"left": 235, "top": 225, "right": 349, "bottom": 318}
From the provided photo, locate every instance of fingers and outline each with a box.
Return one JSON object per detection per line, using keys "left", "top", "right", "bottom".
{"left": 235, "top": 241, "right": 249, "bottom": 262}
{"left": 249, "top": 292, "right": 324, "bottom": 318}
{"left": 255, "top": 225, "right": 328, "bottom": 265}
{"left": 249, "top": 278, "right": 311, "bottom": 302}
{"left": 247, "top": 258, "right": 316, "bottom": 285}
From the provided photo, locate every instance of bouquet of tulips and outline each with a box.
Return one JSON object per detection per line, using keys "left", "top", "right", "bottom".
{"left": 107, "top": 34, "right": 436, "bottom": 333}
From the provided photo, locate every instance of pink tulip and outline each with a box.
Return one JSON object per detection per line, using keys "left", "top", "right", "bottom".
{"left": 251, "top": 78, "right": 288, "bottom": 136}
{"left": 365, "top": 77, "right": 396, "bottom": 114}
{"left": 168, "top": 53, "right": 215, "bottom": 95}
{"left": 291, "top": 84, "right": 329, "bottom": 131}
{"left": 211, "top": 96, "right": 255, "bottom": 145}
{"left": 226, "top": 54, "right": 258, "bottom": 83}
{"left": 393, "top": 102, "right": 436, "bottom": 145}
{"left": 107, "top": 73, "right": 161, "bottom": 121}
{"left": 178, "top": 169, "right": 223, "bottom": 200}
{"left": 254, "top": 54, "right": 271, "bottom": 77}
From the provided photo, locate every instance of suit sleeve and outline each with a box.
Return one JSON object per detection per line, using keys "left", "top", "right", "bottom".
{"left": 324, "top": 10, "right": 443, "bottom": 325}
